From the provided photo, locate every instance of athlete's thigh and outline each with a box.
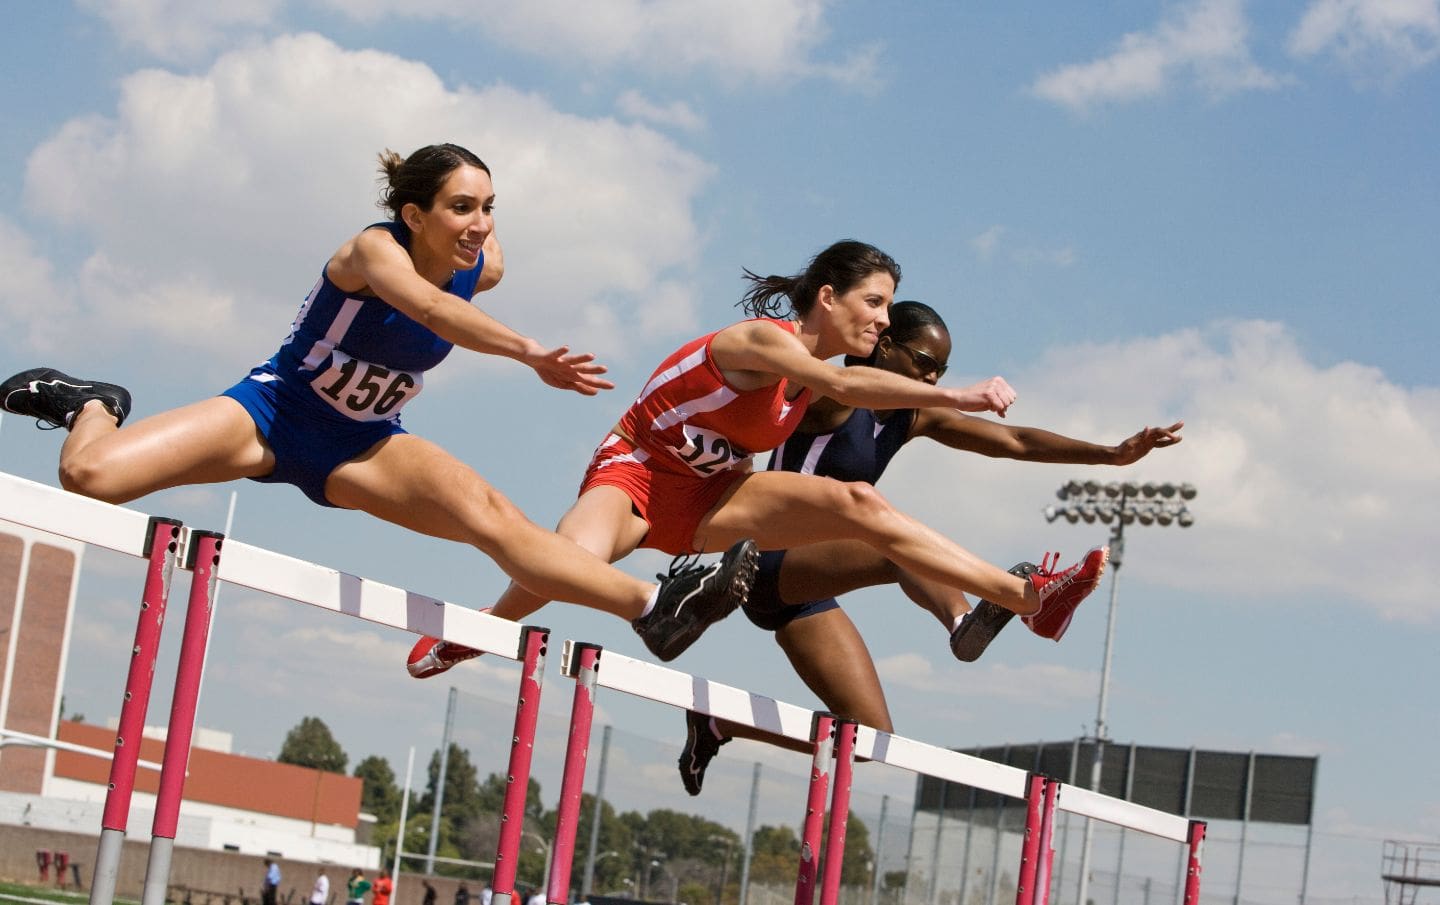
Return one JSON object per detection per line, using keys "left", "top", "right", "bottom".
{"left": 696, "top": 470, "right": 870, "bottom": 551}
{"left": 775, "top": 608, "right": 893, "bottom": 732}
{"left": 776, "top": 540, "right": 898, "bottom": 604}
{"left": 78, "top": 396, "right": 273, "bottom": 494}
{"left": 554, "top": 486, "right": 649, "bottom": 562}
{"left": 325, "top": 433, "right": 506, "bottom": 541}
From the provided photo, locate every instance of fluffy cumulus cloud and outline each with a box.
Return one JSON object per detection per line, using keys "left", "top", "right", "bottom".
{"left": 883, "top": 320, "right": 1440, "bottom": 622}
{"left": 312, "top": 0, "right": 874, "bottom": 85}
{"left": 78, "top": 0, "right": 284, "bottom": 62}
{"left": 19, "top": 33, "right": 711, "bottom": 375}
{"left": 0, "top": 217, "right": 78, "bottom": 353}
{"left": 1031, "top": 0, "right": 1283, "bottom": 112}
{"left": 1289, "top": 0, "right": 1440, "bottom": 78}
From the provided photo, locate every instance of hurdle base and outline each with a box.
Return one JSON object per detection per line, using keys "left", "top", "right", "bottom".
{"left": 141, "top": 837, "right": 175, "bottom": 905}
{"left": 89, "top": 828, "right": 125, "bottom": 905}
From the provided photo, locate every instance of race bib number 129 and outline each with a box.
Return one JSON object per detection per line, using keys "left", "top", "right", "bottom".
{"left": 674, "top": 426, "right": 751, "bottom": 475}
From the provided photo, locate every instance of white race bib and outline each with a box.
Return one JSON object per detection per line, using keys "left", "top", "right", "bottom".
{"left": 672, "top": 425, "right": 752, "bottom": 475}
{"left": 310, "top": 350, "right": 423, "bottom": 421}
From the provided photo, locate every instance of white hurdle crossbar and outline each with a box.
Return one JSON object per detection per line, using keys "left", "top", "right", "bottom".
{"left": 0, "top": 471, "right": 551, "bottom": 905}
{"left": 551, "top": 640, "right": 1207, "bottom": 905}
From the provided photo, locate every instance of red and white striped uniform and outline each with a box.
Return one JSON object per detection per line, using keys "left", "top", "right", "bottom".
{"left": 617, "top": 318, "right": 812, "bottom": 477}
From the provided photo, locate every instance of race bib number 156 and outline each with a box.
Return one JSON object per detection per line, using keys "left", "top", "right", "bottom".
{"left": 311, "top": 350, "right": 422, "bottom": 421}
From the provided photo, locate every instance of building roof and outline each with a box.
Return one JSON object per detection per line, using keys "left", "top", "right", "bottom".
{"left": 56, "top": 721, "right": 363, "bottom": 828}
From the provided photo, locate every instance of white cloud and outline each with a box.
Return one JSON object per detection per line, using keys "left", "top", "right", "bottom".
{"left": 19, "top": 33, "right": 712, "bottom": 377}
{"left": 0, "top": 217, "right": 77, "bottom": 354}
{"left": 878, "top": 653, "right": 1095, "bottom": 708}
{"left": 311, "top": 0, "right": 872, "bottom": 86}
{"left": 1031, "top": 0, "right": 1284, "bottom": 113}
{"left": 616, "top": 91, "right": 705, "bottom": 133}
{"left": 1289, "top": 0, "right": 1440, "bottom": 79}
{"left": 969, "top": 225, "right": 1077, "bottom": 268}
{"left": 884, "top": 320, "right": 1440, "bottom": 622}
{"left": 78, "top": 0, "right": 283, "bottom": 63}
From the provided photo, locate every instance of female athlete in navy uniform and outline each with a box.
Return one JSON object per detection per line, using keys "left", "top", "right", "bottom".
{"left": 409, "top": 241, "right": 1111, "bottom": 676}
{"left": 1, "top": 143, "right": 756, "bottom": 661}
{"left": 674, "top": 300, "right": 1184, "bottom": 793}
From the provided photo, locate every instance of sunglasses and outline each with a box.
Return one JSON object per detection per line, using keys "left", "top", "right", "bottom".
{"left": 888, "top": 338, "right": 948, "bottom": 377}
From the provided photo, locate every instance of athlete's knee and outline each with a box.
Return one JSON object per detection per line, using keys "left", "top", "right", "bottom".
{"left": 829, "top": 480, "right": 894, "bottom": 525}
{"left": 58, "top": 450, "right": 126, "bottom": 502}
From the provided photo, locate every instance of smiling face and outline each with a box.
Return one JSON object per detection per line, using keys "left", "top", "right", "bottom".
{"left": 820, "top": 270, "right": 897, "bottom": 357}
{"left": 402, "top": 164, "right": 495, "bottom": 281}
{"left": 874, "top": 323, "right": 951, "bottom": 385}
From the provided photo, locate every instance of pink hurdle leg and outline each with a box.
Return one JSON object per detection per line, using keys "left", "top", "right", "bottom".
{"left": 140, "top": 531, "right": 224, "bottom": 905}
{"left": 547, "top": 643, "right": 603, "bottom": 905}
{"left": 492, "top": 626, "right": 550, "bottom": 905}
{"left": 1183, "top": 820, "right": 1207, "bottom": 903}
{"left": 90, "top": 516, "right": 183, "bottom": 905}
{"left": 1014, "top": 774, "right": 1046, "bottom": 905}
{"left": 817, "top": 720, "right": 857, "bottom": 905}
{"left": 794, "top": 713, "right": 837, "bottom": 905}
{"left": 1034, "top": 778, "right": 1059, "bottom": 905}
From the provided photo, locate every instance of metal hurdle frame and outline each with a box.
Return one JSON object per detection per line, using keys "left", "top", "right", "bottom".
{"left": 548, "top": 641, "right": 1208, "bottom": 905}
{"left": 0, "top": 471, "right": 550, "bottom": 905}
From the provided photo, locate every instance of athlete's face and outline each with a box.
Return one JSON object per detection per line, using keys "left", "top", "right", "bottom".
{"left": 823, "top": 271, "right": 896, "bottom": 356}
{"left": 408, "top": 165, "right": 495, "bottom": 273}
{"left": 874, "top": 324, "right": 951, "bottom": 385}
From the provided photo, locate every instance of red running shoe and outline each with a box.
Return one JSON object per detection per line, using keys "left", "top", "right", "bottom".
{"left": 1021, "top": 547, "right": 1109, "bottom": 642}
{"left": 407, "top": 606, "right": 493, "bottom": 678}
{"left": 407, "top": 636, "right": 483, "bottom": 678}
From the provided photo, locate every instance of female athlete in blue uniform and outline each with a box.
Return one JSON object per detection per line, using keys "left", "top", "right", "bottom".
{"left": 677, "top": 300, "right": 1184, "bottom": 794}
{"left": 1, "top": 143, "right": 757, "bottom": 662}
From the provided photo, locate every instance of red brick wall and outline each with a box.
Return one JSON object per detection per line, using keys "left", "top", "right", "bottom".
{"left": 0, "top": 533, "right": 76, "bottom": 794}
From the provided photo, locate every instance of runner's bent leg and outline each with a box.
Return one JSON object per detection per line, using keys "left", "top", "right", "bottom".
{"left": 325, "top": 436, "right": 652, "bottom": 617}
{"left": 59, "top": 397, "right": 274, "bottom": 503}
{"left": 696, "top": 471, "right": 1040, "bottom": 613}
{"left": 488, "top": 486, "right": 649, "bottom": 621}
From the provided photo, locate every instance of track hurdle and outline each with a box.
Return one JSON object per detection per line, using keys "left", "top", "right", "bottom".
{"left": 0, "top": 471, "right": 550, "bottom": 905}
{"left": 544, "top": 640, "right": 1207, "bottom": 905}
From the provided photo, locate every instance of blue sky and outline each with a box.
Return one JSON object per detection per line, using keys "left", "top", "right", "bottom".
{"left": 1, "top": 1, "right": 1437, "bottom": 900}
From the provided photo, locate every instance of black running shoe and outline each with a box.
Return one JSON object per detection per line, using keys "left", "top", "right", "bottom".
{"left": 633, "top": 539, "right": 760, "bottom": 662}
{"left": 678, "top": 709, "right": 729, "bottom": 796}
{"left": 0, "top": 368, "right": 131, "bottom": 430}
{"left": 949, "top": 561, "right": 1038, "bottom": 662}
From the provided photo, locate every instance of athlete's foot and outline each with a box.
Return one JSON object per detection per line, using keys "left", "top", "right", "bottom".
{"left": 678, "top": 709, "right": 730, "bottom": 796}
{"left": 633, "top": 539, "right": 760, "bottom": 662}
{"left": 1022, "top": 547, "right": 1109, "bottom": 641}
{"left": 950, "top": 562, "right": 1038, "bottom": 661}
{"left": 0, "top": 367, "right": 131, "bottom": 430}
{"left": 407, "top": 636, "right": 483, "bottom": 678}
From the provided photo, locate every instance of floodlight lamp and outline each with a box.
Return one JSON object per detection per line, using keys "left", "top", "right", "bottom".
{"left": 1122, "top": 481, "right": 1140, "bottom": 497}
{"left": 1080, "top": 502, "right": 1097, "bottom": 523}
{"left": 1043, "top": 505, "right": 1059, "bottom": 523}
{"left": 1083, "top": 480, "right": 1101, "bottom": 496}
{"left": 1064, "top": 509, "right": 1080, "bottom": 523}
{"left": 1104, "top": 482, "right": 1121, "bottom": 498}
{"left": 1180, "top": 483, "right": 1198, "bottom": 500}
{"left": 1141, "top": 482, "right": 1158, "bottom": 498}
{"left": 1120, "top": 510, "right": 1136, "bottom": 524}
{"left": 1065, "top": 479, "right": 1084, "bottom": 496}
{"left": 1137, "top": 509, "right": 1155, "bottom": 525}
{"left": 1056, "top": 487, "right": 1070, "bottom": 501}
{"left": 1177, "top": 510, "right": 1195, "bottom": 528}
{"left": 1098, "top": 509, "right": 1115, "bottom": 524}
{"left": 1159, "top": 483, "right": 1176, "bottom": 498}
{"left": 1156, "top": 511, "right": 1173, "bottom": 526}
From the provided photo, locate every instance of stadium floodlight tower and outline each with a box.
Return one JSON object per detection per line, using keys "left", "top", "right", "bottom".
{"left": 1043, "top": 479, "right": 1196, "bottom": 905}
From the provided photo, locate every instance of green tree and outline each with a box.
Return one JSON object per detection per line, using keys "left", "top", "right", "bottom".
{"left": 354, "top": 755, "right": 401, "bottom": 824}
{"left": 276, "top": 716, "right": 347, "bottom": 773}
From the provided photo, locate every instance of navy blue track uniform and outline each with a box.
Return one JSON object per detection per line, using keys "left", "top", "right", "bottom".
{"left": 222, "top": 221, "right": 483, "bottom": 506}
